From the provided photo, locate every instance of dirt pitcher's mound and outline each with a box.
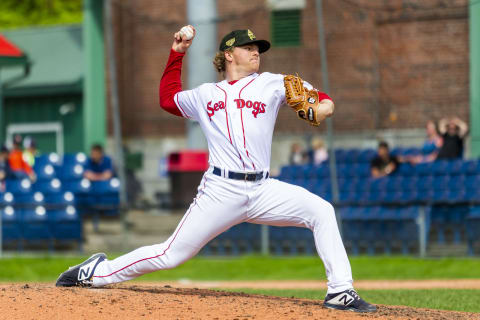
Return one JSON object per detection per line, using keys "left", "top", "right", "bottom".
{"left": 0, "top": 284, "right": 477, "bottom": 320}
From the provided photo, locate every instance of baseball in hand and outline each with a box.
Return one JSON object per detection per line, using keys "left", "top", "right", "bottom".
{"left": 179, "top": 26, "right": 194, "bottom": 40}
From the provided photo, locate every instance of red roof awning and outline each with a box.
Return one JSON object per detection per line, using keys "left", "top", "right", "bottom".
{"left": 0, "top": 34, "right": 28, "bottom": 67}
{"left": 0, "top": 34, "right": 24, "bottom": 57}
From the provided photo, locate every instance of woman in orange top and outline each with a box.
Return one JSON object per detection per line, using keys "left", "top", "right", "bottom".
{"left": 8, "top": 139, "right": 36, "bottom": 181}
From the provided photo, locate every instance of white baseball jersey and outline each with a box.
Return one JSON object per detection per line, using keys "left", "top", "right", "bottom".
{"left": 173, "top": 72, "right": 314, "bottom": 172}
{"left": 92, "top": 71, "right": 354, "bottom": 295}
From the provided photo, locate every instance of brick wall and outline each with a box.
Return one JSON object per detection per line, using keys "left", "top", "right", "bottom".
{"left": 110, "top": 0, "right": 469, "bottom": 137}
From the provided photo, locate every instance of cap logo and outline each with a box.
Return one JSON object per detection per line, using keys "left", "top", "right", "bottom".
{"left": 247, "top": 29, "right": 256, "bottom": 40}
{"left": 226, "top": 38, "right": 235, "bottom": 47}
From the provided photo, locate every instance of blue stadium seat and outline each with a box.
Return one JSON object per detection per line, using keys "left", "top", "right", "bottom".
{"left": 269, "top": 226, "right": 286, "bottom": 255}
{"left": 433, "top": 175, "right": 450, "bottom": 190}
{"left": 301, "top": 164, "right": 316, "bottom": 180}
{"left": 0, "top": 191, "right": 15, "bottom": 207}
{"left": 386, "top": 176, "right": 404, "bottom": 192}
{"left": 243, "top": 224, "right": 261, "bottom": 253}
{"left": 57, "top": 164, "right": 84, "bottom": 181}
{"left": 33, "top": 164, "right": 57, "bottom": 181}
{"left": 32, "top": 178, "right": 62, "bottom": 195}
{"left": 90, "top": 179, "right": 121, "bottom": 215}
{"left": 461, "top": 160, "right": 480, "bottom": 175}
{"left": 465, "top": 174, "right": 480, "bottom": 190}
{"left": 62, "top": 152, "right": 88, "bottom": 166}
{"left": 279, "top": 165, "right": 295, "bottom": 180}
{"left": 390, "top": 147, "right": 403, "bottom": 157}
{"left": 14, "top": 191, "right": 45, "bottom": 207}
{"left": 416, "top": 175, "right": 434, "bottom": 193}
{"left": 402, "top": 189, "right": 419, "bottom": 203}
{"left": 34, "top": 153, "right": 61, "bottom": 167}
{"left": 432, "top": 189, "right": 449, "bottom": 203}
{"left": 49, "top": 205, "right": 82, "bottom": 249}
{"left": 344, "top": 164, "right": 360, "bottom": 178}
{"left": 45, "top": 191, "right": 76, "bottom": 208}
{"left": 334, "top": 149, "right": 348, "bottom": 163}
{"left": 397, "top": 163, "right": 416, "bottom": 176}
{"left": 345, "top": 149, "right": 361, "bottom": 163}
{"left": 1, "top": 206, "right": 22, "bottom": 248}
{"left": 314, "top": 164, "right": 330, "bottom": 179}
{"left": 63, "top": 178, "right": 92, "bottom": 194}
{"left": 5, "top": 178, "right": 32, "bottom": 195}
{"left": 291, "top": 166, "right": 305, "bottom": 179}
{"left": 446, "top": 159, "right": 463, "bottom": 175}
{"left": 404, "top": 147, "right": 422, "bottom": 157}
{"left": 21, "top": 206, "right": 53, "bottom": 250}
{"left": 415, "top": 162, "right": 435, "bottom": 176}
{"left": 336, "top": 164, "right": 348, "bottom": 179}
{"left": 368, "top": 177, "right": 387, "bottom": 194}
{"left": 280, "top": 227, "right": 300, "bottom": 255}
{"left": 466, "top": 206, "right": 480, "bottom": 255}
{"left": 355, "top": 163, "right": 371, "bottom": 178}
{"left": 401, "top": 175, "right": 418, "bottom": 190}
{"left": 294, "top": 227, "right": 315, "bottom": 254}
{"left": 431, "top": 160, "right": 450, "bottom": 176}
{"left": 447, "top": 188, "right": 466, "bottom": 203}
{"left": 357, "top": 149, "right": 376, "bottom": 163}
{"left": 449, "top": 174, "right": 466, "bottom": 189}
{"left": 465, "top": 187, "right": 480, "bottom": 202}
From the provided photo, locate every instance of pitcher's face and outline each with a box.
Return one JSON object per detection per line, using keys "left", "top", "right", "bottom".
{"left": 229, "top": 44, "right": 260, "bottom": 74}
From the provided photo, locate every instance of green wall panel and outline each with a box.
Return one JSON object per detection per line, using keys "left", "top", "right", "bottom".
{"left": 4, "top": 94, "right": 84, "bottom": 153}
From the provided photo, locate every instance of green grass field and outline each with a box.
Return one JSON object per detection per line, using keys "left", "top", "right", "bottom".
{"left": 1, "top": 255, "right": 480, "bottom": 281}
{"left": 224, "top": 289, "right": 480, "bottom": 313}
{"left": 1, "top": 255, "right": 479, "bottom": 313}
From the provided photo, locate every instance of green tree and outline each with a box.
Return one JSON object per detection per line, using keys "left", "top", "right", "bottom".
{"left": 0, "top": 0, "right": 83, "bottom": 29}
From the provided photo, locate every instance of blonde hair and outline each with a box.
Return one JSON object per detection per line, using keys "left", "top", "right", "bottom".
{"left": 212, "top": 48, "right": 233, "bottom": 73}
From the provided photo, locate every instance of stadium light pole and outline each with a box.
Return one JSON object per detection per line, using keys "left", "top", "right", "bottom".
{"left": 105, "top": 0, "right": 129, "bottom": 249}
{"left": 315, "top": 0, "right": 341, "bottom": 234}
{"left": 186, "top": 0, "right": 215, "bottom": 149}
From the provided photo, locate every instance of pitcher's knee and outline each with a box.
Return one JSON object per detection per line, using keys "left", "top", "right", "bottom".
{"left": 161, "top": 247, "right": 199, "bottom": 269}
{"left": 311, "top": 199, "right": 337, "bottom": 225}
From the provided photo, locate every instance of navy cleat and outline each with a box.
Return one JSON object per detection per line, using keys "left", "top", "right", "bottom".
{"left": 56, "top": 253, "right": 106, "bottom": 287}
{"left": 323, "top": 289, "right": 377, "bottom": 313}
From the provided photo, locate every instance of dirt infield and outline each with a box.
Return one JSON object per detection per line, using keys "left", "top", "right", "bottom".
{"left": 159, "top": 279, "right": 480, "bottom": 290}
{"left": 1, "top": 283, "right": 479, "bottom": 320}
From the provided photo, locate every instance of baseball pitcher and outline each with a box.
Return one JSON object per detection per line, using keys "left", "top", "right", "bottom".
{"left": 56, "top": 26, "right": 376, "bottom": 313}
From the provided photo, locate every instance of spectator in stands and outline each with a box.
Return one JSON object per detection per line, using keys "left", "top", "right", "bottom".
{"left": 84, "top": 144, "right": 114, "bottom": 181}
{"left": 409, "top": 120, "right": 444, "bottom": 164}
{"left": 421, "top": 120, "right": 443, "bottom": 161}
{"left": 0, "top": 145, "right": 10, "bottom": 192}
{"left": 370, "top": 141, "right": 400, "bottom": 178}
{"left": 436, "top": 117, "right": 468, "bottom": 160}
{"left": 307, "top": 137, "right": 328, "bottom": 166}
{"left": 8, "top": 136, "right": 36, "bottom": 182}
{"left": 22, "top": 136, "right": 38, "bottom": 167}
{"left": 289, "top": 142, "right": 306, "bottom": 165}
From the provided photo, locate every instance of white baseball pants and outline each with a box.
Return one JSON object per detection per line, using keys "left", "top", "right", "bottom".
{"left": 92, "top": 167, "right": 353, "bottom": 294}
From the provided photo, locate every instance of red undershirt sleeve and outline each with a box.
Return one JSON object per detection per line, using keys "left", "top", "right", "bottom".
{"left": 159, "top": 49, "right": 186, "bottom": 117}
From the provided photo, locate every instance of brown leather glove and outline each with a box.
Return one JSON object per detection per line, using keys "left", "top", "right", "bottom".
{"left": 284, "top": 74, "right": 323, "bottom": 126}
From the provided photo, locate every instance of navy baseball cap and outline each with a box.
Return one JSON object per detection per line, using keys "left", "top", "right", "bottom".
{"left": 219, "top": 29, "right": 270, "bottom": 53}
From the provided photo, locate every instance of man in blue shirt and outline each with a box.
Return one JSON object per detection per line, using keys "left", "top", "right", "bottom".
{"left": 84, "top": 144, "right": 113, "bottom": 181}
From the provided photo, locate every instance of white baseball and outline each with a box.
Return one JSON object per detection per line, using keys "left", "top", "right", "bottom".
{"left": 179, "top": 26, "right": 194, "bottom": 40}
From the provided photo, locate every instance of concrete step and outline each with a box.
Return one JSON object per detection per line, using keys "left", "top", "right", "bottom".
{"left": 427, "top": 243, "right": 468, "bottom": 257}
